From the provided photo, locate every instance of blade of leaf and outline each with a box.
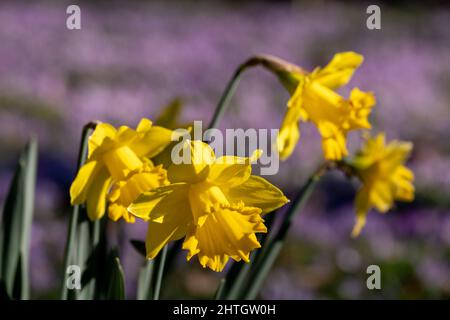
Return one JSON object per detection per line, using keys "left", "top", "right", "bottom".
{"left": 152, "top": 245, "right": 167, "bottom": 300}
{"left": 107, "top": 251, "right": 126, "bottom": 300}
{"left": 136, "top": 259, "right": 154, "bottom": 300}
{"left": 154, "top": 98, "right": 182, "bottom": 129}
{"left": 0, "top": 138, "right": 37, "bottom": 300}
{"left": 214, "top": 278, "right": 226, "bottom": 300}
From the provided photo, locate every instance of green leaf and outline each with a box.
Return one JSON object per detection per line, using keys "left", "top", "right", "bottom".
{"left": 135, "top": 244, "right": 168, "bottom": 300}
{"left": 154, "top": 98, "right": 183, "bottom": 129}
{"left": 106, "top": 250, "right": 126, "bottom": 300}
{"left": 214, "top": 278, "right": 226, "bottom": 300}
{"left": 0, "top": 138, "right": 37, "bottom": 300}
{"left": 137, "top": 260, "right": 154, "bottom": 300}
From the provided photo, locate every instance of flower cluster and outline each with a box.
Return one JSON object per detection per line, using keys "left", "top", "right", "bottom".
{"left": 257, "top": 51, "right": 414, "bottom": 235}
{"left": 69, "top": 51, "right": 415, "bottom": 272}
{"left": 70, "top": 121, "right": 288, "bottom": 271}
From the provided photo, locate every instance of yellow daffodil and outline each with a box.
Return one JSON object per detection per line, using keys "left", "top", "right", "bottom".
{"left": 350, "top": 133, "right": 415, "bottom": 237}
{"left": 276, "top": 52, "right": 376, "bottom": 161}
{"left": 70, "top": 118, "right": 174, "bottom": 222}
{"left": 129, "top": 140, "right": 289, "bottom": 272}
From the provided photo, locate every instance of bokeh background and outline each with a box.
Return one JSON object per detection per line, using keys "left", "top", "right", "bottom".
{"left": 1, "top": 0, "right": 450, "bottom": 299}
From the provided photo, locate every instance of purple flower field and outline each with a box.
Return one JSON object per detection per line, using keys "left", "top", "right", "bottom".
{"left": 0, "top": 1, "right": 449, "bottom": 299}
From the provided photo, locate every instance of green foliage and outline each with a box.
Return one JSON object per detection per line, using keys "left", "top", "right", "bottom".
{"left": 60, "top": 123, "right": 109, "bottom": 300}
{"left": 0, "top": 138, "right": 37, "bottom": 300}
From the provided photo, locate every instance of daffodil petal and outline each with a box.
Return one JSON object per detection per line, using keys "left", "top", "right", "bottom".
{"left": 318, "top": 121, "right": 348, "bottom": 161}
{"left": 86, "top": 167, "right": 111, "bottom": 221}
{"left": 136, "top": 118, "right": 153, "bottom": 132}
{"left": 352, "top": 186, "right": 370, "bottom": 237}
{"left": 168, "top": 140, "right": 215, "bottom": 184}
{"left": 277, "top": 89, "right": 304, "bottom": 160}
{"left": 128, "top": 183, "right": 190, "bottom": 221}
{"left": 70, "top": 160, "right": 103, "bottom": 205}
{"left": 144, "top": 197, "right": 192, "bottom": 259}
{"left": 88, "top": 123, "right": 117, "bottom": 158}
{"left": 225, "top": 175, "right": 289, "bottom": 214}
{"left": 313, "top": 52, "right": 363, "bottom": 89}
{"left": 209, "top": 150, "right": 262, "bottom": 188}
{"left": 131, "top": 125, "right": 174, "bottom": 158}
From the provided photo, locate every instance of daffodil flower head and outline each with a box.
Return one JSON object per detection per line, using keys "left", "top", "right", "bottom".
{"left": 276, "top": 52, "right": 376, "bottom": 161}
{"left": 129, "top": 140, "right": 289, "bottom": 272}
{"left": 70, "top": 118, "right": 174, "bottom": 221}
{"left": 350, "top": 133, "right": 415, "bottom": 237}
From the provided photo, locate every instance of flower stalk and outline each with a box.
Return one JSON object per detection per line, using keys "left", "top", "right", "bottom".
{"left": 241, "top": 162, "right": 329, "bottom": 299}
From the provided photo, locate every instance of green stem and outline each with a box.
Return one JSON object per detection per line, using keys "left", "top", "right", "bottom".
{"left": 153, "top": 245, "right": 167, "bottom": 300}
{"left": 206, "top": 58, "right": 263, "bottom": 132}
{"left": 61, "top": 122, "right": 98, "bottom": 300}
{"left": 242, "top": 163, "right": 330, "bottom": 299}
{"left": 219, "top": 212, "right": 276, "bottom": 300}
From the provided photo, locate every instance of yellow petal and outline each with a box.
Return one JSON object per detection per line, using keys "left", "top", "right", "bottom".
{"left": 318, "top": 122, "right": 348, "bottom": 161}
{"left": 108, "top": 203, "right": 135, "bottom": 223}
{"left": 224, "top": 175, "right": 289, "bottom": 214}
{"left": 168, "top": 140, "right": 215, "bottom": 184}
{"left": 144, "top": 197, "right": 192, "bottom": 259}
{"left": 313, "top": 52, "right": 364, "bottom": 89}
{"left": 208, "top": 150, "right": 262, "bottom": 188}
{"left": 352, "top": 186, "right": 370, "bottom": 237}
{"left": 86, "top": 167, "right": 111, "bottom": 221}
{"left": 381, "top": 141, "right": 413, "bottom": 173}
{"left": 128, "top": 183, "right": 190, "bottom": 221}
{"left": 392, "top": 166, "right": 415, "bottom": 202}
{"left": 70, "top": 160, "right": 103, "bottom": 205}
{"left": 277, "top": 85, "right": 304, "bottom": 160}
{"left": 146, "top": 219, "right": 190, "bottom": 259}
{"left": 131, "top": 125, "right": 174, "bottom": 158}
{"left": 136, "top": 118, "right": 153, "bottom": 132}
{"left": 369, "top": 180, "right": 395, "bottom": 213}
{"left": 103, "top": 145, "right": 143, "bottom": 180}
{"left": 88, "top": 123, "right": 117, "bottom": 159}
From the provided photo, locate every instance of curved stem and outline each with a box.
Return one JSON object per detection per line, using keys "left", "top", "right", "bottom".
{"left": 207, "top": 63, "right": 249, "bottom": 131}
{"left": 242, "top": 162, "right": 331, "bottom": 299}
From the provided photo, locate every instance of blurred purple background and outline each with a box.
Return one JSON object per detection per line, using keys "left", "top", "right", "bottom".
{"left": 0, "top": 0, "right": 449, "bottom": 298}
